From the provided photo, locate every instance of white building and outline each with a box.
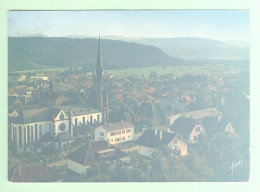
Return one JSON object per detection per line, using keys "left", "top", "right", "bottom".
{"left": 95, "top": 121, "right": 134, "bottom": 145}
{"left": 136, "top": 129, "right": 189, "bottom": 158}
{"left": 10, "top": 107, "right": 102, "bottom": 153}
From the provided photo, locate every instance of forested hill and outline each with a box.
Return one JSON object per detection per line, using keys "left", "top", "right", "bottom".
{"left": 8, "top": 37, "right": 183, "bottom": 72}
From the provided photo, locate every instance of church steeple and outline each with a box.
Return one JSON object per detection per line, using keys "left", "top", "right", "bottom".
{"left": 91, "top": 35, "right": 109, "bottom": 125}
{"left": 95, "top": 35, "right": 104, "bottom": 85}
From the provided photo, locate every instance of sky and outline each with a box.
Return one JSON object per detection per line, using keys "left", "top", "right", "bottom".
{"left": 8, "top": 10, "right": 249, "bottom": 41}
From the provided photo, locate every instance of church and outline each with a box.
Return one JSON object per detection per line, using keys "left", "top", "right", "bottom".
{"left": 9, "top": 36, "right": 109, "bottom": 154}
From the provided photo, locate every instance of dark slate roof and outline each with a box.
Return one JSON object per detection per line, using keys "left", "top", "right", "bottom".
{"left": 11, "top": 163, "right": 61, "bottom": 182}
{"left": 170, "top": 117, "right": 197, "bottom": 138}
{"left": 136, "top": 129, "right": 177, "bottom": 148}
{"left": 67, "top": 140, "right": 126, "bottom": 166}
{"left": 40, "top": 133, "right": 54, "bottom": 142}
{"left": 138, "top": 102, "right": 153, "bottom": 117}
{"left": 13, "top": 108, "right": 62, "bottom": 124}
{"left": 55, "top": 132, "right": 74, "bottom": 142}
{"left": 100, "top": 121, "right": 134, "bottom": 132}
{"left": 201, "top": 116, "right": 219, "bottom": 131}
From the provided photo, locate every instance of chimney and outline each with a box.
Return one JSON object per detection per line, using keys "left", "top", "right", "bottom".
{"left": 160, "top": 130, "right": 162, "bottom": 140}
{"left": 155, "top": 129, "right": 158, "bottom": 135}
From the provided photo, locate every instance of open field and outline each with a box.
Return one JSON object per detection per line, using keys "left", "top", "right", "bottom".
{"left": 10, "top": 63, "right": 248, "bottom": 78}
{"left": 106, "top": 63, "right": 245, "bottom": 78}
{"left": 9, "top": 67, "right": 70, "bottom": 74}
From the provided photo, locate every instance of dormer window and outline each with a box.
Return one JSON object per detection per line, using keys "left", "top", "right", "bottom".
{"left": 59, "top": 113, "right": 64, "bottom": 120}
{"left": 195, "top": 127, "right": 200, "bottom": 132}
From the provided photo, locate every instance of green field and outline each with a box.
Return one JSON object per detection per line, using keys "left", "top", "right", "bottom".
{"left": 9, "top": 67, "right": 70, "bottom": 74}
{"left": 106, "top": 64, "right": 229, "bottom": 78}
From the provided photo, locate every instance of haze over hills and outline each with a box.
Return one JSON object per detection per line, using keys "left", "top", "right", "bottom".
{"left": 114, "top": 37, "right": 249, "bottom": 60}
{"left": 8, "top": 36, "right": 249, "bottom": 72}
{"left": 8, "top": 37, "right": 182, "bottom": 72}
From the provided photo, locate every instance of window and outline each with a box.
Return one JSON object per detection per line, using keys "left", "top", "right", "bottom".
{"left": 59, "top": 113, "right": 64, "bottom": 120}
{"left": 122, "top": 130, "right": 125, "bottom": 134}
{"left": 75, "top": 118, "right": 78, "bottom": 127}
{"left": 27, "top": 125, "right": 30, "bottom": 143}
{"left": 115, "top": 138, "right": 121, "bottom": 142}
{"left": 35, "top": 124, "right": 38, "bottom": 141}
{"left": 196, "top": 127, "right": 200, "bottom": 132}
{"left": 59, "top": 123, "right": 66, "bottom": 131}
{"left": 100, "top": 132, "right": 104, "bottom": 136}
{"left": 110, "top": 132, "right": 114, "bottom": 136}
{"left": 31, "top": 126, "right": 34, "bottom": 141}
{"left": 49, "top": 123, "right": 52, "bottom": 134}
{"left": 122, "top": 137, "right": 125, "bottom": 141}
{"left": 19, "top": 126, "right": 22, "bottom": 147}
{"left": 83, "top": 116, "right": 86, "bottom": 125}
{"left": 24, "top": 127, "right": 26, "bottom": 145}
{"left": 90, "top": 116, "right": 93, "bottom": 124}
{"left": 127, "top": 129, "right": 131, "bottom": 133}
{"left": 117, "top": 131, "right": 121, "bottom": 135}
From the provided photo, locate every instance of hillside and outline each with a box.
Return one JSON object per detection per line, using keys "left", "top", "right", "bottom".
{"left": 132, "top": 37, "right": 249, "bottom": 59}
{"left": 8, "top": 37, "right": 182, "bottom": 72}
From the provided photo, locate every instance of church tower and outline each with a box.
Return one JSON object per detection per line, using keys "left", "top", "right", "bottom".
{"left": 91, "top": 35, "right": 109, "bottom": 124}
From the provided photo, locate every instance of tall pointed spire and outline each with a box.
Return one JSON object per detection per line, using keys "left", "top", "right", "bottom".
{"left": 95, "top": 34, "right": 104, "bottom": 83}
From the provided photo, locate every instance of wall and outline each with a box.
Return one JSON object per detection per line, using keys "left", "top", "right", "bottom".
{"left": 137, "top": 145, "right": 156, "bottom": 158}
{"left": 67, "top": 159, "right": 89, "bottom": 175}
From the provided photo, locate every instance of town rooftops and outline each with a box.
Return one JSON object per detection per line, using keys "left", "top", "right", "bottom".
{"left": 67, "top": 140, "right": 126, "bottom": 166}
{"left": 13, "top": 108, "right": 62, "bottom": 124}
{"left": 10, "top": 163, "right": 61, "bottom": 182}
{"left": 100, "top": 121, "right": 134, "bottom": 132}
{"left": 136, "top": 129, "right": 178, "bottom": 149}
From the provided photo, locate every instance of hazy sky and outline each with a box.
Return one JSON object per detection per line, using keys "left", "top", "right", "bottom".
{"left": 8, "top": 10, "right": 249, "bottom": 41}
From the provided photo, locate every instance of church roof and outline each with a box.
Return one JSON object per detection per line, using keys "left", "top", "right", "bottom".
{"left": 13, "top": 108, "right": 61, "bottom": 124}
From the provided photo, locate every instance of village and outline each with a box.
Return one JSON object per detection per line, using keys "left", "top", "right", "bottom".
{"left": 8, "top": 37, "right": 250, "bottom": 182}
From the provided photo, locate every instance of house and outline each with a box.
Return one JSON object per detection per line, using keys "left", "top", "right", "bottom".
{"left": 223, "top": 122, "right": 236, "bottom": 134}
{"left": 95, "top": 121, "right": 134, "bottom": 145}
{"left": 67, "top": 140, "right": 128, "bottom": 175}
{"left": 136, "top": 129, "right": 189, "bottom": 158}
{"left": 201, "top": 117, "right": 236, "bottom": 135}
{"left": 10, "top": 163, "right": 61, "bottom": 182}
{"left": 171, "top": 117, "right": 204, "bottom": 143}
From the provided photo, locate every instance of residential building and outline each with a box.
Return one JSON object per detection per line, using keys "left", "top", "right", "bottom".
{"left": 95, "top": 121, "right": 134, "bottom": 145}
{"left": 136, "top": 129, "right": 189, "bottom": 158}
{"left": 67, "top": 140, "right": 128, "bottom": 175}
{"left": 171, "top": 117, "right": 205, "bottom": 143}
